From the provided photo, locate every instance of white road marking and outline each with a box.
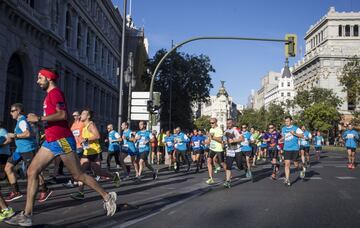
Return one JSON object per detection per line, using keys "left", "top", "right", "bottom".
{"left": 336, "top": 176, "right": 357, "bottom": 180}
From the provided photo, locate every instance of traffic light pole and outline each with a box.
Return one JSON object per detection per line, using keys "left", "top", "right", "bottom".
{"left": 148, "top": 36, "right": 294, "bottom": 128}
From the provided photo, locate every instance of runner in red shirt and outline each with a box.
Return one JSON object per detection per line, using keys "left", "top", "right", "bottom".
{"left": 5, "top": 68, "right": 118, "bottom": 227}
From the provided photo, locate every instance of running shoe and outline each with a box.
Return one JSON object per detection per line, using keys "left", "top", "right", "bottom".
{"left": 174, "top": 163, "right": 177, "bottom": 170}
{"left": 206, "top": 178, "right": 214, "bottom": 185}
{"left": 350, "top": 163, "right": 356, "bottom": 169}
{"left": 71, "top": 191, "right": 85, "bottom": 200}
{"left": 299, "top": 170, "right": 305, "bottom": 179}
{"left": 0, "top": 207, "right": 15, "bottom": 221}
{"left": 63, "top": 180, "right": 75, "bottom": 188}
{"left": 270, "top": 173, "right": 276, "bottom": 180}
{"left": 3, "top": 211, "right": 32, "bottom": 227}
{"left": 38, "top": 189, "right": 53, "bottom": 203}
{"left": 248, "top": 171, "right": 253, "bottom": 179}
{"left": 152, "top": 169, "right": 158, "bottom": 180}
{"left": 5, "top": 191, "right": 23, "bottom": 202}
{"left": 223, "top": 181, "right": 231, "bottom": 188}
{"left": 347, "top": 163, "right": 352, "bottom": 169}
{"left": 214, "top": 166, "right": 221, "bottom": 174}
{"left": 103, "top": 192, "right": 117, "bottom": 216}
{"left": 284, "top": 178, "right": 291, "bottom": 187}
{"left": 113, "top": 172, "right": 121, "bottom": 187}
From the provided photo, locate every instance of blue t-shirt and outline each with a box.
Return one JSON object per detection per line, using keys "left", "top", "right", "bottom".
{"left": 136, "top": 130, "right": 151, "bottom": 153}
{"left": 342, "top": 130, "right": 359, "bottom": 149}
{"left": 281, "top": 125, "right": 302, "bottom": 151}
{"left": 201, "top": 135, "right": 209, "bottom": 150}
{"left": 14, "top": 115, "right": 37, "bottom": 153}
{"left": 108, "top": 130, "right": 120, "bottom": 152}
{"left": 164, "top": 135, "right": 175, "bottom": 152}
{"left": 122, "top": 129, "right": 137, "bottom": 153}
{"left": 191, "top": 135, "right": 203, "bottom": 150}
{"left": 314, "top": 135, "right": 324, "bottom": 147}
{"left": 300, "top": 131, "right": 311, "bottom": 147}
{"left": 240, "top": 131, "right": 252, "bottom": 152}
{"left": 0, "top": 128, "right": 11, "bottom": 155}
{"left": 174, "top": 132, "right": 189, "bottom": 151}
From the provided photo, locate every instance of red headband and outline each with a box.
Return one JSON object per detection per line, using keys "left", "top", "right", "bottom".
{"left": 39, "top": 69, "right": 58, "bottom": 80}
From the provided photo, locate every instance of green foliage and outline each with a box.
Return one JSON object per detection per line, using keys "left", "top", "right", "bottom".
{"left": 143, "top": 49, "right": 214, "bottom": 129}
{"left": 194, "top": 115, "right": 211, "bottom": 131}
{"left": 303, "top": 103, "right": 341, "bottom": 132}
{"left": 237, "top": 103, "right": 286, "bottom": 130}
{"left": 339, "top": 56, "right": 360, "bottom": 105}
{"left": 294, "top": 87, "right": 342, "bottom": 109}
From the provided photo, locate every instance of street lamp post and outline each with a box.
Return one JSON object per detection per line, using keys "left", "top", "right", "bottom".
{"left": 125, "top": 52, "right": 136, "bottom": 124}
{"left": 118, "top": 0, "right": 127, "bottom": 132}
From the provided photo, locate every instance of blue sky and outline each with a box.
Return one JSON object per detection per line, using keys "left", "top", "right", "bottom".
{"left": 112, "top": 0, "right": 360, "bottom": 105}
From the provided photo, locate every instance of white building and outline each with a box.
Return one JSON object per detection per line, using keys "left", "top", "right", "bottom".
{"left": 194, "top": 81, "right": 238, "bottom": 129}
{"left": 292, "top": 6, "right": 360, "bottom": 115}
{"left": 264, "top": 60, "right": 296, "bottom": 113}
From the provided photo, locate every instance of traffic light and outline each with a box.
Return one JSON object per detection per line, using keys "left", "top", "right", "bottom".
{"left": 285, "top": 34, "right": 297, "bottom": 57}
{"left": 147, "top": 100, "right": 153, "bottom": 113}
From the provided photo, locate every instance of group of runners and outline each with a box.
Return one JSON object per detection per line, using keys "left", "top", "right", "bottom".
{"left": 0, "top": 68, "right": 358, "bottom": 226}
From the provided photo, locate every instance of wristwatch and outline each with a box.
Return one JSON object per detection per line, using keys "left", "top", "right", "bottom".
{"left": 14, "top": 133, "right": 17, "bottom": 139}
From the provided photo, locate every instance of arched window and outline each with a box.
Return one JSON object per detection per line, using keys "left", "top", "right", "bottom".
{"left": 345, "top": 25, "right": 350, "bottom": 36}
{"left": 338, "top": 25, "right": 342, "bottom": 36}
{"left": 77, "top": 21, "right": 82, "bottom": 51}
{"left": 354, "top": 25, "right": 359, "bottom": 36}
{"left": 65, "top": 11, "right": 71, "bottom": 45}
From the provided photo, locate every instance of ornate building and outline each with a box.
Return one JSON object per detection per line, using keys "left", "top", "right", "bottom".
{"left": 194, "top": 81, "right": 238, "bottom": 129}
{"left": 292, "top": 7, "right": 360, "bottom": 115}
{"left": 0, "top": 0, "right": 147, "bottom": 131}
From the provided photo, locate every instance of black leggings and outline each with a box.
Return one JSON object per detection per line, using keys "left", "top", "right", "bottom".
{"left": 175, "top": 150, "right": 190, "bottom": 168}
{"left": 226, "top": 153, "right": 244, "bottom": 170}
{"left": 107, "top": 152, "right": 121, "bottom": 168}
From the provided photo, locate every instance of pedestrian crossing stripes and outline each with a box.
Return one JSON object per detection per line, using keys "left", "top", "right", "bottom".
{"left": 336, "top": 176, "right": 357, "bottom": 180}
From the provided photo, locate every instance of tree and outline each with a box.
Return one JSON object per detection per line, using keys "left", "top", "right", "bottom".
{"left": 294, "top": 87, "right": 342, "bottom": 109}
{"left": 267, "top": 103, "right": 287, "bottom": 129}
{"left": 143, "top": 49, "right": 214, "bottom": 129}
{"left": 194, "top": 115, "right": 211, "bottom": 131}
{"left": 237, "top": 108, "right": 266, "bottom": 130}
{"left": 339, "top": 56, "right": 360, "bottom": 107}
{"left": 303, "top": 103, "right": 341, "bottom": 132}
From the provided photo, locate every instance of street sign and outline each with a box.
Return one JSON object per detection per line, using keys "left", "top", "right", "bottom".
{"left": 131, "top": 99, "right": 147, "bottom": 106}
{"left": 130, "top": 113, "right": 149, "bottom": 121}
{"left": 131, "top": 106, "right": 148, "bottom": 113}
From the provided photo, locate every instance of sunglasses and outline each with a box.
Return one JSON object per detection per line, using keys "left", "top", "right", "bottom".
{"left": 10, "top": 109, "right": 17, "bottom": 113}
{"left": 210, "top": 122, "right": 215, "bottom": 124}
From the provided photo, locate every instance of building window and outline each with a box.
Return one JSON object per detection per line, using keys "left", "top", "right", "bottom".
{"left": 101, "top": 47, "right": 105, "bottom": 68}
{"left": 287, "top": 92, "right": 291, "bottom": 97}
{"left": 65, "top": 11, "right": 71, "bottom": 45}
{"left": 321, "top": 31, "right": 324, "bottom": 41}
{"left": 345, "top": 25, "right": 350, "bottom": 37}
{"left": 281, "top": 92, "right": 284, "bottom": 97}
{"left": 281, "top": 82, "right": 284, "bottom": 87}
{"left": 354, "top": 25, "right": 359, "bottom": 37}
{"left": 315, "top": 35, "right": 318, "bottom": 45}
{"left": 86, "top": 31, "right": 90, "bottom": 58}
{"left": 338, "top": 25, "right": 342, "bottom": 36}
{"left": 287, "top": 82, "right": 291, "bottom": 87}
{"left": 77, "top": 22, "right": 82, "bottom": 51}
{"left": 25, "top": 0, "right": 35, "bottom": 8}
{"left": 94, "top": 38, "right": 98, "bottom": 64}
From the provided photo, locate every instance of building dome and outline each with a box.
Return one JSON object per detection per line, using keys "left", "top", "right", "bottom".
{"left": 217, "top": 80, "right": 229, "bottom": 97}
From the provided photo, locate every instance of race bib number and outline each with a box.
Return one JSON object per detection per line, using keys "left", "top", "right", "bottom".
{"left": 347, "top": 134, "right": 354, "bottom": 139}
{"left": 227, "top": 150, "right": 235, "bottom": 157}
{"left": 72, "top": 129, "right": 80, "bottom": 137}
{"left": 57, "top": 138, "right": 73, "bottom": 154}
{"left": 166, "top": 141, "right": 173, "bottom": 147}
{"left": 285, "top": 133, "right": 293, "bottom": 141}
{"left": 301, "top": 140, "right": 307, "bottom": 146}
{"left": 194, "top": 141, "right": 200, "bottom": 147}
{"left": 210, "top": 141, "right": 217, "bottom": 149}
{"left": 317, "top": 140, "right": 321, "bottom": 146}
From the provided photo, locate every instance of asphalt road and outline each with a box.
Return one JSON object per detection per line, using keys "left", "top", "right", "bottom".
{"left": 1, "top": 149, "right": 359, "bottom": 228}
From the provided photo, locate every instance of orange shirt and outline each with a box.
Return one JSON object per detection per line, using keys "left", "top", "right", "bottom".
{"left": 71, "top": 120, "right": 84, "bottom": 149}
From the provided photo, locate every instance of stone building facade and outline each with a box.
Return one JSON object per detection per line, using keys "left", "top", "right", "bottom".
{"left": 0, "top": 0, "right": 147, "bottom": 132}
{"left": 292, "top": 7, "right": 360, "bottom": 115}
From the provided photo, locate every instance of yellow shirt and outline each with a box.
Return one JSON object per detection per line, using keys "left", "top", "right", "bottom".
{"left": 82, "top": 122, "right": 101, "bottom": 155}
{"left": 157, "top": 133, "right": 165, "bottom": 147}
{"left": 209, "top": 127, "right": 223, "bottom": 152}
